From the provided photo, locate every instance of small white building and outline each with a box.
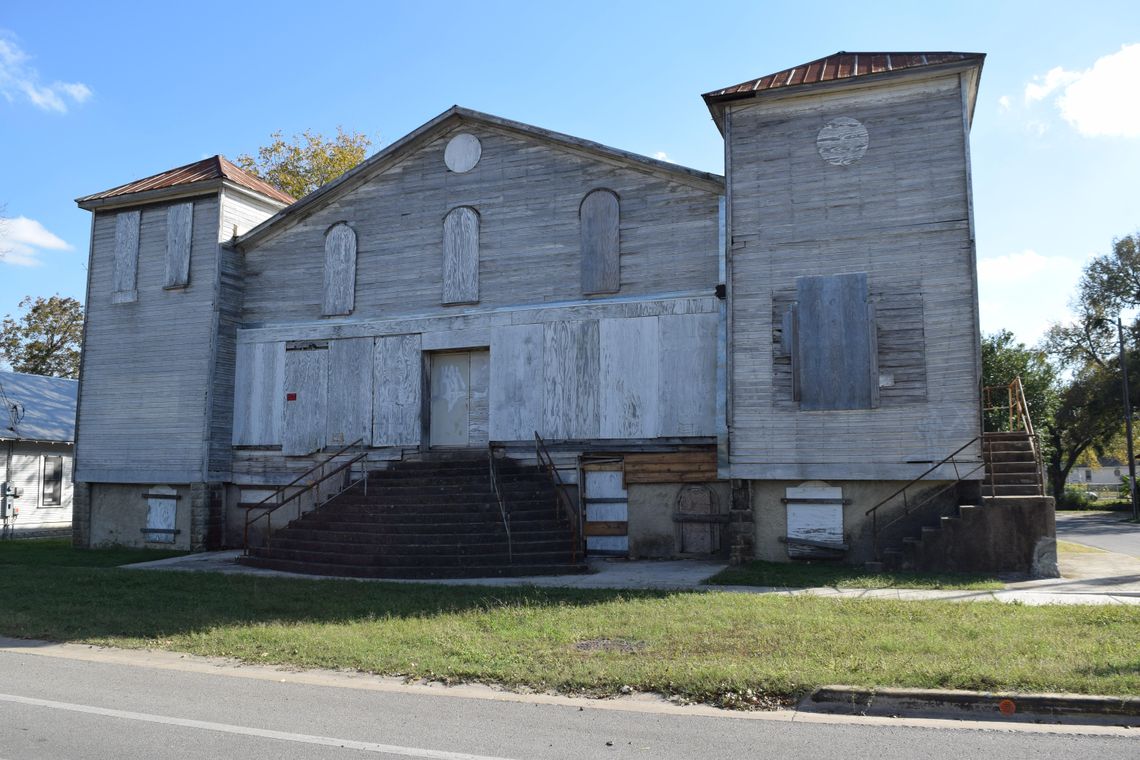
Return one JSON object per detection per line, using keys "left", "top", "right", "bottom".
{"left": 1067, "top": 458, "right": 1126, "bottom": 490}
{"left": 1, "top": 371, "right": 78, "bottom": 539}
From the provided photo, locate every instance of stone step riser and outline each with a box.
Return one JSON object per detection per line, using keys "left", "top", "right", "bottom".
{"left": 239, "top": 556, "right": 587, "bottom": 579}
{"left": 247, "top": 547, "right": 575, "bottom": 568}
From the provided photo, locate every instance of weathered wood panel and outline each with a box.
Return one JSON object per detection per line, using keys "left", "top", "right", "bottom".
{"left": 326, "top": 337, "right": 373, "bottom": 447}
{"left": 282, "top": 348, "right": 328, "bottom": 455}
{"left": 207, "top": 244, "right": 245, "bottom": 480}
{"left": 584, "top": 470, "right": 628, "bottom": 555}
{"left": 373, "top": 334, "right": 421, "bottom": 446}
{"left": 580, "top": 189, "right": 620, "bottom": 294}
{"left": 429, "top": 352, "right": 470, "bottom": 446}
{"left": 112, "top": 210, "right": 140, "bottom": 303}
{"left": 785, "top": 485, "right": 844, "bottom": 558}
{"left": 543, "top": 320, "right": 599, "bottom": 439}
{"left": 599, "top": 317, "right": 658, "bottom": 438}
{"left": 442, "top": 207, "right": 479, "bottom": 304}
{"left": 232, "top": 341, "right": 285, "bottom": 446}
{"left": 725, "top": 72, "right": 981, "bottom": 477}
{"left": 489, "top": 324, "right": 544, "bottom": 441}
{"left": 623, "top": 450, "right": 717, "bottom": 484}
{"left": 796, "top": 273, "right": 876, "bottom": 411}
{"left": 163, "top": 202, "right": 193, "bottom": 289}
{"left": 76, "top": 198, "right": 221, "bottom": 483}
{"left": 658, "top": 313, "right": 718, "bottom": 437}
{"left": 322, "top": 223, "right": 357, "bottom": 316}
{"left": 469, "top": 349, "right": 489, "bottom": 445}
{"left": 240, "top": 126, "right": 720, "bottom": 325}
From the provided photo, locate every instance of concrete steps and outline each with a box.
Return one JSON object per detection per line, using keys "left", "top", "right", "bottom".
{"left": 238, "top": 453, "right": 585, "bottom": 578}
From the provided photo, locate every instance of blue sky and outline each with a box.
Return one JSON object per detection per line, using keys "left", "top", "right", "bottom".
{"left": 1, "top": 1, "right": 1137, "bottom": 351}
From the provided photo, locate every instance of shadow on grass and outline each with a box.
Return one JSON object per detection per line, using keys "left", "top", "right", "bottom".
{"left": 0, "top": 540, "right": 679, "bottom": 644}
{"left": 707, "top": 559, "right": 1002, "bottom": 591}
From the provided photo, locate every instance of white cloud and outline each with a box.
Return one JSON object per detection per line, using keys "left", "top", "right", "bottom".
{"left": 0, "top": 215, "right": 73, "bottom": 267}
{"left": 1024, "top": 44, "right": 1140, "bottom": 138}
{"left": 977, "top": 249, "right": 1085, "bottom": 343}
{"left": 653, "top": 151, "right": 672, "bottom": 162}
{"left": 0, "top": 31, "right": 92, "bottom": 114}
{"left": 998, "top": 95, "right": 1011, "bottom": 111}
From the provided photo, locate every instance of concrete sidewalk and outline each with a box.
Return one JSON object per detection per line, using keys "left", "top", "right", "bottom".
{"left": 124, "top": 552, "right": 1140, "bottom": 605}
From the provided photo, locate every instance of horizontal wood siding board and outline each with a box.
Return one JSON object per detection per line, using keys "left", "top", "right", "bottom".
{"left": 584, "top": 520, "right": 628, "bottom": 537}
{"left": 77, "top": 198, "right": 220, "bottom": 482}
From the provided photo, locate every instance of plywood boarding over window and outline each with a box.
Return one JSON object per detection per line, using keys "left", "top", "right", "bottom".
{"left": 580, "top": 189, "right": 620, "bottom": 294}
{"left": 795, "top": 272, "right": 877, "bottom": 411}
{"left": 442, "top": 207, "right": 479, "bottom": 304}
{"left": 323, "top": 223, "right": 357, "bottom": 316}
{"left": 326, "top": 337, "right": 374, "bottom": 447}
{"left": 164, "top": 202, "right": 193, "bottom": 289}
{"left": 372, "top": 334, "right": 422, "bottom": 446}
{"left": 282, "top": 347, "right": 329, "bottom": 455}
{"left": 112, "top": 210, "right": 140, "bottom": 303}
{"left": 232, "top": 342, "right": 285, "bottom": 445}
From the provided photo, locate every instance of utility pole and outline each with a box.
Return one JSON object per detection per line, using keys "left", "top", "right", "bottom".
{"left": 1118, "top": 318, "right": 1139, "bottom": 521}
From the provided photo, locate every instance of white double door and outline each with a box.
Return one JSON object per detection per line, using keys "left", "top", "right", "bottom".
{"left": 429, "top": 350, "right": 489, "bottom": 448}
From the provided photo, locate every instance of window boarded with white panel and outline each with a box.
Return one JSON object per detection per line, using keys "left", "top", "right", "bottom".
{"left": 112, "top": 210, "right": 141, "bottom": 303}
{"left": 164, "top": 202, "right": 193, "bottom": 289}
{"left": 322, "top": 223, "right": 357, "bottom": 316}
{"left": 584, "top": 467, "right": 628, "bottom": 556}
{"left": 442, "top": 207, "right": 479, "bottom": 304}
{"left": 580, "top": 189, "right": 620, "bottom": 295}
{"left": 784, "top": 484, "right": 846, "bottom": 559}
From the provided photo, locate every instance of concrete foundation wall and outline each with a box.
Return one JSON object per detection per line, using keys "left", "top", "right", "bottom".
{"left": 627, "top": 482, "right": 731, "bottom": 559}
{"left": 910, "top": 496, "right": 1057, "bottom": 576}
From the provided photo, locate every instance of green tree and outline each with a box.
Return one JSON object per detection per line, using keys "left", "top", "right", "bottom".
{"left": 235, "top": 127, "right": 372, "bottom": 199}
{"left": 0, "top": 295, "right": 84, "bottom": 378}
{"left": 981, "top": 330, "right": 1058, "bottom": 434}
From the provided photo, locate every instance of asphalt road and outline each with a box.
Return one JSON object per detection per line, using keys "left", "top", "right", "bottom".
{"left": 0, "top": 642, "right": 1135, "bottom": 760}
{"left": 1056, "top": 511, "right": 1140, "bottom": 556}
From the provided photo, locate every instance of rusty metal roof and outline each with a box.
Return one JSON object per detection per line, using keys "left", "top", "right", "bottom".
{"left": 76, "top": 155, "right": 294, "bottom": 207}
{"left": 704, "top": 51, "right": 984, "bottom": 102}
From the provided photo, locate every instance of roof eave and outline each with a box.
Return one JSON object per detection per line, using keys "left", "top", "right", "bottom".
{"left": 75, "top": 179, "right": 224, "bottom": 211}
{"left": 235, "top": 106, "right": 725, "bottom": 252}
{"left": 703, "top": 55, "right": 985, "bottom": 129}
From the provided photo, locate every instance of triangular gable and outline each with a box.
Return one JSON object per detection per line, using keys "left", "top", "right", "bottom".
{"left": 236, "top": 106, "right": 724, "bottom": 251}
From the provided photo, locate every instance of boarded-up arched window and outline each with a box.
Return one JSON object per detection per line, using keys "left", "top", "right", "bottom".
{"left": 443, "top": 206, "right": 479, "bottom": 305}
{"left": 580, "top": 189, "right": 620, "bottom": 295}
{"left": 323, "top": 223, "right": 357, "bottom": 316}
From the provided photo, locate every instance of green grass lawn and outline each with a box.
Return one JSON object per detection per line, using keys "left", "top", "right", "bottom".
{"left": 706, "top": 560, "right": 1003, "bottom": 590}
{"left": 1, "top": 540, "right": 1138, "bottom": 707}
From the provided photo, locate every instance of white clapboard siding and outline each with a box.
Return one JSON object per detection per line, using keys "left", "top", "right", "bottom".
{"left": 599, "top": 317, "right": 658, "bottom": 438}
{"left": 6, "top": 444, "right": 73, "bottom": 531}
{"left": 323, "top": 223, "right": 357, "bottom": 316}
{"left": 220, "top": 188, "right": 285, "bottom": 242}
{"left": 164, "top": 202, "right": 194, "bottom": 289}
{"left": 112, "top": 210, "right": 140, "bottom": 303}
{"left": 543, "top": 320, "right": 600, "bottom": 439}
{"left": 282, "top": 348, "right": 329, "bottom": 455}
{"left": 726, "top": 72, "right": 981, "bottom": 478}
{"left": 489, "top": 323, "right": 544, "bottom": 440}
{"left": 232, "top": 342, "right": 285, "bottom": 445}
{"left": 373, "top": 334, "right": 422, "bottom": 446}
{"left": 326, "top": 337, "right": 374, "bottom": 447}
{"left": 442, "top": 207, "right": 479, "bottom": 304}
{"left": 580, "top": 189, "right": 620, "bottom": 294}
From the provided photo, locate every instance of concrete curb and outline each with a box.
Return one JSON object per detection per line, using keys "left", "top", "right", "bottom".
{"left": 803, "top": 685, "right": 1140, "bottom": 726}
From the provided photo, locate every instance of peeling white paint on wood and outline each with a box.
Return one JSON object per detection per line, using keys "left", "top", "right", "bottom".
{"left": 322, "top": 223, "right": 357, "bottom": 316}
{"left": 600, "top": 317, "right": 658, "bottom": 438}
{"left": 163, "top": 202, "right": 193, "bottom": 289}
{"left": 443, "top": 132, "right": 482, "bottom": 173}
{"left": 232, "top": 342, "right": 285, "bottom": 445}
{"left": 489, "top": 324, "right": 544, "bottom": 440}
{"left": 442, "top": 207, "right": 479, "bottom": 305}
{"left": 580, "top": 189, "right": 620, "bottom": 294}
{"left": 112, "top": 210, "right": 140, "bottom": 303}
{"left": 326, "top": 338, "right": 373, "bottom": 447}
{"left": 373, "top": 334, "right": 421, "bottom": 446}
{"left": 282, "top": 348, "right": 328, "bottom": 455}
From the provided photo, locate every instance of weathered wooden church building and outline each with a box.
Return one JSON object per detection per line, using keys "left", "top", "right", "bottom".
{"left": 71, "top": 51, "right": 1055, "bottom": 576}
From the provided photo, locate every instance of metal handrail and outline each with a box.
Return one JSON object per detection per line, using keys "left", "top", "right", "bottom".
{"left": 982, "top": 376, "right": 1045, "bottom": 496}
{"left": 534, "top": 432, "right": 583, "bottom": 563}
{"left": 488, "top": 441, "right": 512, "bottom": 563}
{"left": 243, "top": 438, "right": 366, "bottom": 552}
{"left": 865, "top": 437, "right": 983, "bottom": 561}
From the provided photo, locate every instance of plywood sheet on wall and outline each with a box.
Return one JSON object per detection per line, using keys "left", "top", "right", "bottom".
{"left": 326, "top": 337, "right": 374, "bottom": 447}
{"left": 283, "top": 348, "right": 329, "bottom": 455}
{"left": 543, "top": 320, "right": 600, "bottom": 439}
{"left": 599, "top": 317, "right": 659, "bottom": 438}
{"left": 373, "top": 334, "right": 421, "bottom": 446}
{"left": 489, "top": 324, "right": 544, "bottom": 441}
{"left": 232, "top": 342, "right": 285, "bottom": 446}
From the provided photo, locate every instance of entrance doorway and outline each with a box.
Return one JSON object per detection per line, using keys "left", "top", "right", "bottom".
{"left": 428, "top": 350, "right": 489, "bottom": 448}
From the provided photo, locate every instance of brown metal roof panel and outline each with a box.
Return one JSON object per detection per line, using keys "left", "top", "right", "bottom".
{"left": 77, "top": 155, "right": 294, "bottom": 206}
{"left": 786, "top": 66, "right": 806, "bottom": 86}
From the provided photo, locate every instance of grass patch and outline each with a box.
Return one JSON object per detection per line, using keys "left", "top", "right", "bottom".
{"left": 1, "top": 541, "right": 1137, "bottom": 705}
{"left": 0, "top": 539, "right": 187, "bottom": 568}
{"left": 706, "top": 559, "right": 1002, "bottom": 591}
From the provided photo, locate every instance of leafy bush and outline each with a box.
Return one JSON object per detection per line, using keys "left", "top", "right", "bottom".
{"left": 1059, "top": 487, "right": 1095, "bottom": 509}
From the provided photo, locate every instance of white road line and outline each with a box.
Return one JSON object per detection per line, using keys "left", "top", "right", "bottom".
{"left": 0, "top": 692, "right": 516, "bottom": 760}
